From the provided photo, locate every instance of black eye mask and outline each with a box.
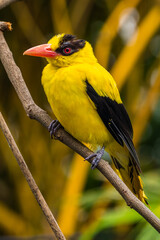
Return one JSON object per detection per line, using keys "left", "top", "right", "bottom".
{"left": 56, "top": 34, "right": 86, "bottom": 56}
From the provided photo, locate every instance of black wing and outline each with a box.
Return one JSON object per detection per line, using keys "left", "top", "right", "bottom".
{"left": 85, "top": 80, "right": 141, "bottom": 172}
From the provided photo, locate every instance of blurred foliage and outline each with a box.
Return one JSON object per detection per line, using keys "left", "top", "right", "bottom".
{"left": 0, "top": 0, "right": 160, "bottom": 239}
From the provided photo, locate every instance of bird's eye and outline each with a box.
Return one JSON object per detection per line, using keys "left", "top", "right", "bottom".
{"left": 63, "top": 47, "right": 72, "bottom": 55}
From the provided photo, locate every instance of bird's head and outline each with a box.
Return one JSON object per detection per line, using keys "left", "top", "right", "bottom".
{"left": 24, "top": 33, "right": 97, "bottom": 67}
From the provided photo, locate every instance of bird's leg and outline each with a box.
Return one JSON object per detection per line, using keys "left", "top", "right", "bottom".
{"left": 85, "top": 146, "right": 105, "bottom": 169}
{"left": 48, "top": 120, "right": 62, "bottom": 139}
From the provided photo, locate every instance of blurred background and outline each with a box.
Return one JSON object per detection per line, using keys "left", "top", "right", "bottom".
{"left": 0, "top": 0, "right": 160, "bottom": 239}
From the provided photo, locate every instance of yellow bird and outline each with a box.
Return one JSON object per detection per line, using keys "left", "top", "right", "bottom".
{"left": 24, "top": 33, "right": 148, "bottom": 204}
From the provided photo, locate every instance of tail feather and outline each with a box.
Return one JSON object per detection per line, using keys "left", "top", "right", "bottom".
{"left": 111, "top": 155, "right": 148, "bottom": 205}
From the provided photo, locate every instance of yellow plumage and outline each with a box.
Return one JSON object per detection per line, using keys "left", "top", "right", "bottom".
{"left": 24, "top": 33, "right": 148, "bottom": 204}
{"left": 42, "top": 62, "right": 119, "bottom": 145}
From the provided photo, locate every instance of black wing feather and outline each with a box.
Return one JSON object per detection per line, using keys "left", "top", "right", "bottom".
{"left": 85, "top": 80, "right": 141, "bottom": 172}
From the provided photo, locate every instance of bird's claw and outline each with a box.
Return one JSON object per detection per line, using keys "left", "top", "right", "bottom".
{"left": 85, "top": 146, "right": 105, "bottom": 169}
{"left": 48, "top": 120, "right": 62, "bottom": 139}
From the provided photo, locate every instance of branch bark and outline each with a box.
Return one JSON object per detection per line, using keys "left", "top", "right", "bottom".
{"left": 1, "top": 21, "right": 160, "bottom": 233}
{"left": 0, "top": 112, "right": 66, "bottom": 240}
{"left": 0, "top": 0, "right": 20, "bottom": 10}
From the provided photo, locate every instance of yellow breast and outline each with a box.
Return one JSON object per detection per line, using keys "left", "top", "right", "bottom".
{"left": 41, "top": 63, "right": 120, "bottom": 145}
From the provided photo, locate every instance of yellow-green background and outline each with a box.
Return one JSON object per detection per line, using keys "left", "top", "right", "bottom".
{"left": 0, "top": 0, "right": 160, "bottom": 239}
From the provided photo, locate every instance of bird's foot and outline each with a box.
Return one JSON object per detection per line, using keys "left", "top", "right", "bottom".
{"left": 48, "top": 120, "right": 62, "bottom": 139}
{"left": 85, "top": 146, "right": 105, "bottom": 169}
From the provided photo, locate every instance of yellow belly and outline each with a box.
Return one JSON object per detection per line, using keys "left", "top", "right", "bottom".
{"left": 52, "top": 93, "right": 110, "bottom": 145}
{"left": 42, "top": 64, "right": 113, "bottom": 146}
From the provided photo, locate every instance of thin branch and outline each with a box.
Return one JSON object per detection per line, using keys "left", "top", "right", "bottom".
{"left": 1, "top": 21, "right": 160, "bottom": 233}
{"left": 0, "top": 0, "right": 20, "bottom": 10}
{"left": 0, "top": 112, "right": 66, "bottom": 240}
{"left": 0, "top": 21, "right": 12, "bottom": 31}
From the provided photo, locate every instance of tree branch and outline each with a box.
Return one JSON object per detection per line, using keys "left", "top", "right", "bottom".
{"left": 0, "top": 0, "right": 20, "bottom": 10}
{"left": 1, "top": 21, "right": 160, "bottom": 233}
{"left": 0, "top": 113, "right": 66, "bottom": 240}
